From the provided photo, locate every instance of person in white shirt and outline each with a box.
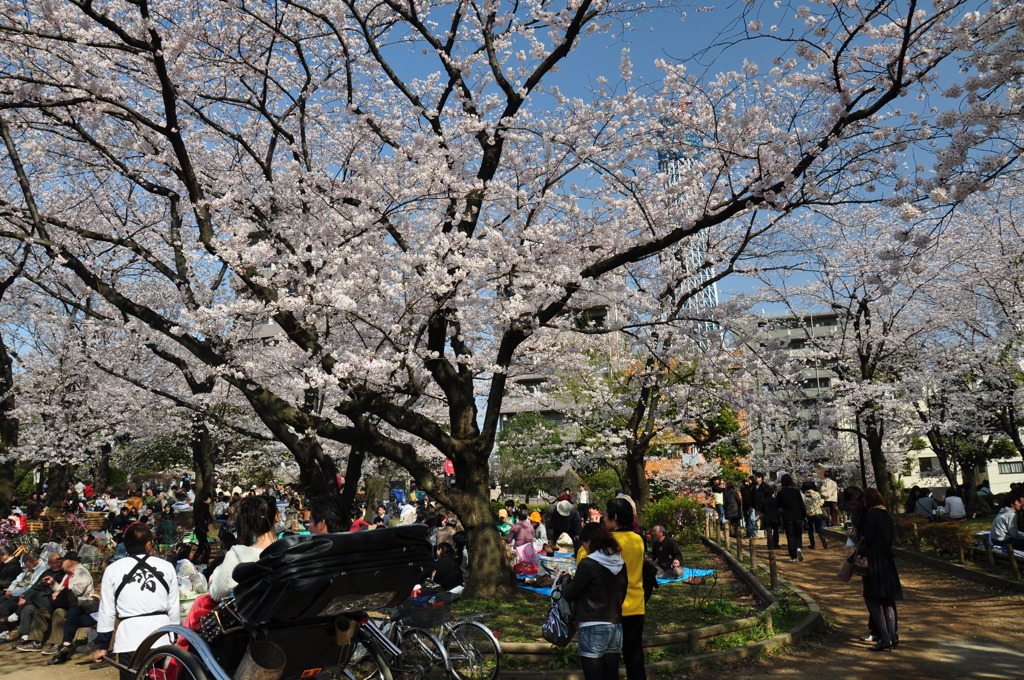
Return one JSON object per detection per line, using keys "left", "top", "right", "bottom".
{"left": 92, "top": 524, "right": 179, "bottom": 680}
{"left": 209, "top": 495, "right": 279, "bottom": 602}
{"left": 941, "top": 487, "right": 967, "bottom": 521}
{"left": 817, "top": 470, "right": 840, "bottom": 526}
{"left": 399, "top": 501, "right": 417, "bottom": 526}
{"left": 174, "top": 544, "right": 208, "bottom": 595}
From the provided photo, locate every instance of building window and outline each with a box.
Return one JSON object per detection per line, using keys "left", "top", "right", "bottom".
{"left": 919, "top": 457, "right": 937, "bottom": 473}
{"left": 998, "top": 461, "right": 1024, "bottom": 475}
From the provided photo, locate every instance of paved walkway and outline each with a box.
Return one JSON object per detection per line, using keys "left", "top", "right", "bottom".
{"left": 683, "top": 536, "right": 1024, "bottom": 680}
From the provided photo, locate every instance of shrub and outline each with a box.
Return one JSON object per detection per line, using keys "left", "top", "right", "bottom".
{"left": 893, "top": 514, "right": 930, "bottom": 548}
{"left": 918, "top": 522, "right": 974, "bottom": 561}
{"left": 643, "top": 496, "right": 706, "bottom": 542}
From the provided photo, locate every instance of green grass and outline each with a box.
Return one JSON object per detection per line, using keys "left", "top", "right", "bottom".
{"left": 451, "top": 540, "right": 807, "bottom": 657}
{"left": 453, "top": 541, "right": 757, "bottom": 643}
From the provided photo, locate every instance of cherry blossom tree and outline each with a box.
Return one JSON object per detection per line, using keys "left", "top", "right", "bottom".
{"left": 744, "top": 204, "right": 966, "bottom": 498}
{"left": 0, "top": 0, "right": 1021, "bottom": 592}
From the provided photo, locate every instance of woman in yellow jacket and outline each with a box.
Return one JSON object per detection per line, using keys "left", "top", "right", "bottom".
{"left": 580, "top": 496, "right": 646, "bottom": 680}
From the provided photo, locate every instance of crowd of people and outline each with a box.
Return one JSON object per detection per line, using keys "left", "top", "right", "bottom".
{"left": 1, "top": 467, "right": 1021, "bottom": 677}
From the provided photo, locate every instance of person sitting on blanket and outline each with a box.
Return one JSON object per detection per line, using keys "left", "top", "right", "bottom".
{"left": 508, "top": 507, "right": 535, "bottom": 548}
{"left": 647, "top": 525, "right": 683, "bottom": 579}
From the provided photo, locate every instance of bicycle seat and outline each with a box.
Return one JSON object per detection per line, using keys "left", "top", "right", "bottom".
{"left": 231, "top": 524, "right": 434, "bottom": 624}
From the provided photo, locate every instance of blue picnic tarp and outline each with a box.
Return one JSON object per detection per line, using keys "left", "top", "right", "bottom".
{"left": 657, "top": 567, "right": 714, "bottom": 584}
{"left": 517, "top": 566, "right": 715, "bottom": 597}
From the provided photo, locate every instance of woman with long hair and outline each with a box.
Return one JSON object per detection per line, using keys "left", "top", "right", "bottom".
{"left": 563, "top": 522, "right": 627, "bottom": 680}
{"left": 209, "top": 495, "right": 279, "bottom": 601}
{"left": 858, "top": 488, "right": 902, "bottom": 651}
{"left": 581, "top": 496, "right": 645, "bottom": 680}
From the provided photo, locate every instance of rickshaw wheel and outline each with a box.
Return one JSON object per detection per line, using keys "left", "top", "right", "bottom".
{"left": 135, "top": 645, "right": 210, "bottom": 680}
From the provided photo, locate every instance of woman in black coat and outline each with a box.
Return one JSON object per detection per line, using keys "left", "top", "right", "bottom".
{"left": 562, "top": 522, "right": 628, "bottom": 680}
{"left": 858, "top": 488, "right": 903, "bottom": 650}
{"left": 775, "top": 474, "right": 806, "bottom": 562}
{"left": 722, "top": 482, "right": 743, "bottom": 538}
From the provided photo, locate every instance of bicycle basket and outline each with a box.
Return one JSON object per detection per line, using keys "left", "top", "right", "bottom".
{"left": 399, "top": 597, "right": 451, "bottom": 628}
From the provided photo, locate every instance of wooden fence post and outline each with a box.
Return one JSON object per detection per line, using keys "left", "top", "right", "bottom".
{"left": 749, "top": 536, "right": 758, "bottom": 571}
{"left": 767, "top": 548, "right": 778, "bottom": 589}
{"left": 1009, "top": 549, "right": 1022, "bottom": 582}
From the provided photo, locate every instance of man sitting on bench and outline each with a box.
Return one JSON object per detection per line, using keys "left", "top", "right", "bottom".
{"left": 990, "top": 490, "right": 1024, "bottom": 551}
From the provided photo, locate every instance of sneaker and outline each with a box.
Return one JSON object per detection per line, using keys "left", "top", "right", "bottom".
{"left": 41, "top": 643, "right": 58, "bottom": 655}
{"left": 797, "top": 548, "right": 804, "bottom": 561}
{"left": 788, "top": 558, "right": 798, "bottom": 563}
{"left": 47, "top": 645, "right": 72, "bottom": 665}
{"left": 0, "top": 631, "right": 9, "bottom": 642}
{"left": 77, "top": 641, "right": 98, "bottom": 654}
{"left": 16, "top": 641, "right": 41, "bottom": 652}
{"left": 6, "top": 613, "right": 16, "bottom": 623}
{"left": 860, "top": 634, "right": 878, "bottom": 642}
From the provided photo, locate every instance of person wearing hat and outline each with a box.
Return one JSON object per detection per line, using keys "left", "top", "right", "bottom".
{"left": 545, "top": 500, "right": 583, "bottom": 554}
{"left": 495, "top": 509, "right": 512, "bottom": 538}
{"left": 20, "top": 551, "right": 94, "bottom": 654}
{"left": 436, "top": 516, "right": 458, "bottom": 547}
{"left": 528, "top": 510, "right": 548, "bottom": 546}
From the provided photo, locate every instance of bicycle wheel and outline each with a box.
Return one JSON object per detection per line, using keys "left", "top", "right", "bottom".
{"left": 135, "top": 645, "right": 209, "bottom": 680}
{"left": 347, "top": 643, "right": 394, "bottom": 680}
{"left": 443, "top": 621, "right": 500, "bottom": 680}
{"left": 396, "top": 627, "right": 448, "bottom": 680}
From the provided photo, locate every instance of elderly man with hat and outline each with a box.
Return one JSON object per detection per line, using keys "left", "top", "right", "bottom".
{"left": 545, "top": 499, "right": 583, "bottom": 554}
{"left": 19, "top": 551, "right": 94, "bottom": 654}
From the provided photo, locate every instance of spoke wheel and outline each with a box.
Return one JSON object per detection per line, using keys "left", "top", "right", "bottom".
{"left": 134, "top": 645, "right": 209, "bottom": 680}
{"left": 396, "top": 627, "right": 447, "bottom": 680}
{"left": 443, "top": 621, "right": 500, "bottom": 680}
{"left": 347, "top": 642, "right": 393, "bottom": 680}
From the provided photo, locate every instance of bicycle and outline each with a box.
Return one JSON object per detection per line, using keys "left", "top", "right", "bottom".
{"left": 437, "top": 612, "right": 501, "bottom": 680}
{"left": 395, "top": 591, "right": 501, "bottom": 680}
{"left": 349, "top": 608, "right": 449, "bottom": 680}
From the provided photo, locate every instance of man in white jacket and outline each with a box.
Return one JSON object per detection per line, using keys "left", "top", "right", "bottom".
{"left": 92, "top": 523, "right": 179, "bottom": 680}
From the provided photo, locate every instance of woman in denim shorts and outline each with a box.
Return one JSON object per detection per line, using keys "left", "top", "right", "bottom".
{"left": 563, "top": 522, "right": 628, "bottom": 679}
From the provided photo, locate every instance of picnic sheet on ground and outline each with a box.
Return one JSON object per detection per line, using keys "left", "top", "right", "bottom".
{"left": 517, "top": 566, "right": 715, "bottom": 596}
{"left": 973, "top": 531, "right": 1024, "bottom": 560}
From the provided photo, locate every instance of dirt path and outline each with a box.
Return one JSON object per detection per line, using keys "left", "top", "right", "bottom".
{"left": 681, "top": 538, "right": 1024, "bottom": 680}
{"left": 1, "top": 540, "right": 1021, "bottom": 679}
{"left": 0, "top": 648, "right": 118, "bottom": 679}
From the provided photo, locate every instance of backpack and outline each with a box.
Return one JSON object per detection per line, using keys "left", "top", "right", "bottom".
{"left": 541, "top": 572, "right": 576, "bottom": 647}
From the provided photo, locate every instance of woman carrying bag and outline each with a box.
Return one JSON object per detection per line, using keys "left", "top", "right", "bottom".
{"left": 859, "top": 488, "right": 903, "bottom": 651}
{"left": 563, "top": 522, "right": 627, "bottom": 680}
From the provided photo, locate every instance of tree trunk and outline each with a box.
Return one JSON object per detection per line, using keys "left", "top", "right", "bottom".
{"left": 451, "top": 463, "right": 515, "bottom": 598}
{"left": 863, "top": 410, "right": 893, "bottom": 499}
{"left": 364, "top": 476, "right": 388, "bottom": 522}
{"left": 337, "top": 447, "right": 366, "bottom": 522}
{"left": 0, "top": 332, "right": 17, "bottom": 515}
{"left": 94, "top": 443, "right": 112, "bottom": 494}
{"left": 292, "top": 435, "right": 339, "bottom": 496}
{"left": 45, "top": 463, "right": 71, "bottom": 510}
{"left": 191, "top": 415, "right": 217, "bottom": 500}
{"left": 624, "top": 445, "right": 651, "bottom": 523}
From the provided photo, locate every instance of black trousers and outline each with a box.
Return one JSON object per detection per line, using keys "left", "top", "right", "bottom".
{"left": 782, "top": 519, "right": 803, "bottom": 560}
{"left": 194, "top": 524, "right": 210, "bottom": 564}
{"left": 620, "top": 614, "right": 646, "bottom": 680}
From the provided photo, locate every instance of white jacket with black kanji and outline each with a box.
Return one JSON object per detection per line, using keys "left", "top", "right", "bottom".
{"left": 97, "top": 553, "right": 180, "bottom": 653}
